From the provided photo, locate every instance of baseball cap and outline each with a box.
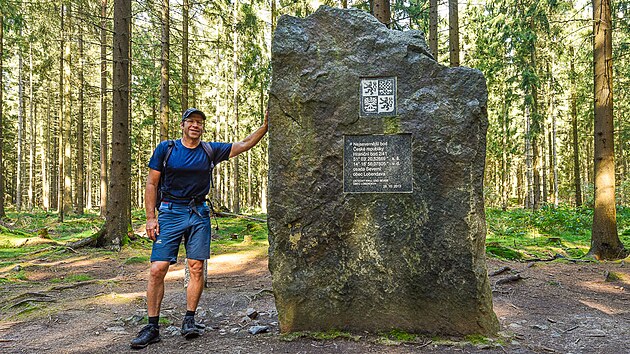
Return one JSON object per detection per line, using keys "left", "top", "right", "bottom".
{"left": 182, "top": 108, "right": 206, "bottom": 121}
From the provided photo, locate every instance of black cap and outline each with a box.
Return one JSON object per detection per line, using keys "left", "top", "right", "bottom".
{"left": 182, "top": 108, "right": 206, "bottom": 121}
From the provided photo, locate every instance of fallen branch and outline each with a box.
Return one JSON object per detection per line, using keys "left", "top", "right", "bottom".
{"left": 22, "top": 246, "right": 58, "bottom": 257}
{"left": 495, "top": 274, "right": 524, "bottom": 286}
{"left": 489, "top": 266, "right": 512, "bottom": 277}
{"left": 525, "top": 253, "right": 594, "bottom": 263}
{"left": 9, "top": 298, "right": 56, "bottom": 309}
{"left": 214, "top": 212, "right": 266, "bottom": 223}
{"left": 65, "top": 229, "right": 103, "bottom": 249}
{"left": 251, "top": 288, "right": 274, "bottom": 300}
{"left": 48, "top": 279, "right": 99, "bottom": 291}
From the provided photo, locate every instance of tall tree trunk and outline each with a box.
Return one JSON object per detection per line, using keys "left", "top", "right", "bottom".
{"left": 77, "top": 29, "right": 85, "bottom": 214}
{"left": 232, "top": 0, "right": 240, "bottom": 214}
{"left": 570, "top": 49, "right": 582, "bottom": 206}
{"left": 525, "top": 105, "right": 533, "bottom": 209}
{"left": 0, "top": 15, "right": 4, "bottom": 217}
{"left": 182, "top": 0, "right": 189, "bottom": 111}
{"left": 63, "top": 3, "right": 73, "bottom": 215}
{"left": 501, "top": 96, "right": 508, "bottom": 210}
{"left": 100, "top": 0, "right": 109, "bottom": 217}
{"left": 103, "top": 0, "right": 132, "bottom": 250}
{"left": 370, "top": 0, "right": 390, "bottom": 27}
{"left": 28, "top": 43, "right": 35, "bottom": 210}
{"left": 17, "top": 36, "right": 23, "bottom": 211}
{"left": 552, "top": 101, "right": 558, "bottom": 207}
{"left": 87, "top": 107, "right": 93, "bottom": 210}
{"left": 590, "top": 0, "right": 626, "bottom": 260}
{"left": 58, "top": 5, "right": 65, "bottom": 221}
{"left": 429, "top": 0, "right": 438, "bottom": 60}
{"left": 42, "top": 88, "right": 51, "bottom": 211}
{"left": 160, "top": 0, "right": 170, "bottom": 141}
{"left": 448, "top": 0, "right": 459, "bottom": 67}
{"left": 271, "top": 0, "right": 276, "bottom": 33}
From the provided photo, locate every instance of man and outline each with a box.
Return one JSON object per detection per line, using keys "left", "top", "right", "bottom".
{"left": 130, "top": 108, "right": 268, "bottom": 349}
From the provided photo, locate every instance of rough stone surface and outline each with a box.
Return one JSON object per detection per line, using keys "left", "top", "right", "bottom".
{"left": 268, "top": 6, "right": 499, "bottom": 336}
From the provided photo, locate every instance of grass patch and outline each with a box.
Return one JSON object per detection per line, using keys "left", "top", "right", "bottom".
{"left": 50, "top": 274, "right": 94, "bottom": 283}
{"left": 465, "top": 334, "right": 491, "bottom": 345}
{"left": 124, "top": 255, "right": 150, "bottom": 264}
{"left": 486, "top": 205, "right": 630, "bottom": 260}
{"left": 281, "top": 330, "right": 360, "bottom": 341}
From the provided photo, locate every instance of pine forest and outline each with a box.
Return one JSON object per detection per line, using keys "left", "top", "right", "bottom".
{"left": 0, "top": 0, "right": 628, "bottom": 256}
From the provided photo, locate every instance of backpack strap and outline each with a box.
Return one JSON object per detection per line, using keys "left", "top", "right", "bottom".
{"left": 200, "top": 142, "right": 215, "bottom": 188}
{"left": 156, "top": 140, "right": 175, "bottom": 207}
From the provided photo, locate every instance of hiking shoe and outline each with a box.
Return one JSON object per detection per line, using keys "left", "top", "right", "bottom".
{"left": 130, "top": 324, "right": 160, "bottom": 349}
{"left": 181, "top": 316, "right": 202, "bottom": 339}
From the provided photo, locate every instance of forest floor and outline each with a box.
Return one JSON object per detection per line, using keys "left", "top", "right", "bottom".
{"left": 0, "top": 211, "right": 629, "bottom": 354}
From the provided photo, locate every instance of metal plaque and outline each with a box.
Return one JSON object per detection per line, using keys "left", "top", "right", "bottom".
{"left": 343, "top": 134, "right": 413, "bottom": 193}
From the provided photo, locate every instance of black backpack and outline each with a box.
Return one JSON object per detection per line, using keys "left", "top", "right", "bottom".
{"left": 156, "top": 140, "right": 215, "bottom": 207}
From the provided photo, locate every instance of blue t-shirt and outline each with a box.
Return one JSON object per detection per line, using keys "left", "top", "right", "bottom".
{"left": 148, "top": 139, "right": 232, "bottom": 203}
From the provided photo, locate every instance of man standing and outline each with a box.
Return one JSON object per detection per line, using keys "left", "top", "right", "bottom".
{"left": 131, "top": 108, "right": 268, "bottom": 348}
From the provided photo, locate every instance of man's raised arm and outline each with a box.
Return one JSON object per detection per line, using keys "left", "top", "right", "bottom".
{"left": 229, "top": 111, "right": 269, "bottom": 158}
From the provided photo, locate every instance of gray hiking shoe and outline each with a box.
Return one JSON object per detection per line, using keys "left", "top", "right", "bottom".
{"left": 130, "top": 324, "right": 160, "bottom": 349}
{"left": 181, "top": 316, "right": 202, "bottom": 339}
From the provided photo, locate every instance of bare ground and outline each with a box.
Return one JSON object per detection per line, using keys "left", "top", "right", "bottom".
{"left": 0, "top": 247, "right": 628, "bottom": 354}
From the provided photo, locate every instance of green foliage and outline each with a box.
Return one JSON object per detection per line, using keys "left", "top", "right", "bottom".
{"left": 50, "top": 274, "right": 94, "bottom": 283}
{"left": 486, "top": 206, "right": 630, "bottom": 259}
{"left": 124, "top": 255, "right": 150, "bottom": 265}
{"left": 281, "top": 329, "right": 360, "bottom": 341}
{"left": 465, "top": 334, "right": 491, "bottom": 345}
{"left": 384, "top": 329, "right": 416, "bottom": 342}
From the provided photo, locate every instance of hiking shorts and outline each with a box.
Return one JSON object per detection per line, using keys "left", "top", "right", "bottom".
{"left": 150, "top": 201, "right": 211, "bottom": 264}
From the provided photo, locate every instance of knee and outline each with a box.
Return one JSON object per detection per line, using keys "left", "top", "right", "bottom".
{"left": 188, "top": 261, "right": 204, "bottom": 277}
{"left": 149, "top": 262, "right": 169, "bottom": 280}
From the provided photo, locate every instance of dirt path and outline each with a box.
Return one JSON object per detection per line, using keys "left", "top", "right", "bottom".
{"left": 1, "top": 249, "right": 628, "bottom": 354}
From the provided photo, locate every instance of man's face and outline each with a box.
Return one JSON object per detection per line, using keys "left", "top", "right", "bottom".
{"left": 182, "top": 113, "right": 205, "bottom": 139}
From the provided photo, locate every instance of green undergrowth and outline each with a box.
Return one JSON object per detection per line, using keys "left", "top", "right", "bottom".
{"left": 49, "top": 274, "right": 94, "bottom": 283}
{"left": 281, "top": 329, "right": 361, "bottom": 341}
{"left": 486, "top": 205, "right": 630, "bottom": 260}
{"left": 0, "top": 209, "right": 269, "bottom": 279}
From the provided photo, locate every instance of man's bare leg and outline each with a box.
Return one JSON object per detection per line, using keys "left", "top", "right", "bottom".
{"left": 181, "top": 259, "right": 205, "bottom": 338}
{"left": 186, "top": 259, "right": 205, "bottom": 311}
{"left": 147, "top": 261, "right": 170, "bottom": 317}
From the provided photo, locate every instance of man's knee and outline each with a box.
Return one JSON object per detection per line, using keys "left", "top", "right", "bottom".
{"left": 187, "top": 260, "right": 204, "bottom": 277}
{"left": 149, "top": 261, "right": 170, "bottom": 280}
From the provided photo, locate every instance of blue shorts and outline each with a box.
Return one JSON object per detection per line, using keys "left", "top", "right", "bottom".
{"left": 150, "top": 201, "right": 211, "bottom": 264}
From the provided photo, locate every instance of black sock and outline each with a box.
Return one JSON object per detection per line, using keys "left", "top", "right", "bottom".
{"left": 185, "top": 310, "right": 195, "bottom": 318}
{"left": 148, "top": 316, "right": 160, "bottom": 326}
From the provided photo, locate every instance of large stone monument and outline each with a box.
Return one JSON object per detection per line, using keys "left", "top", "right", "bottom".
{"left": 267, "top": 6, "right": 499, "bottom": 336}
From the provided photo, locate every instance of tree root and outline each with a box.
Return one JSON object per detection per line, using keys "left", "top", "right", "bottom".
{"left": 489, "top": 266, "right": 512, "bottom": 276}
{"left": 495, "top": 274, "right": 524, "bottom": 286}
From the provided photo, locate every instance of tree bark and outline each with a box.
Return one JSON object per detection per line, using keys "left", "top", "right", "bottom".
{"left": 448, "top": 0, "right": 459, "bottom": 67}
{"left": 102, "top": 0, "right": 132, "bottom": 251}
{"left": 182, "top": 0, "right": 189, "bottom": 112}
{"left": 87, "top": 107, "right": 93, "bottom": 210}
{"left": 77, "top": 29, "right": 85, "bottom": 214}
{"left": 232, "top": 0, "right": 240, "bottom": 213}
{"left": 0, "top": 15, "right": 4, "bottom": 217}
{"left": 17, "top": 34, "right": 23, "bottom": 211}
{"left": 28, "top": 43, "right": 34, "bottom": 211}
{"left": 570, "top": 49, "right": 582, "bottom": 206}
{"left": 100, "top": 0, "right": 109, "bottom": 217}
{"left": 42, "top": 88, "right": 51, "bottom": 211}
{"left": 590, "top": 0, "right": 626, "bottom": 260}
{"left": 160, "top": 0, "right": 170, "bottom": 141}
{"left": 58, "top": 5, "right": 65, "bottom": 222}
{"left": 62, "top": 3, "right": 73, "bottom": 215}
{"left": 429, "top": 0, "right": 438, "bottom": 60}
